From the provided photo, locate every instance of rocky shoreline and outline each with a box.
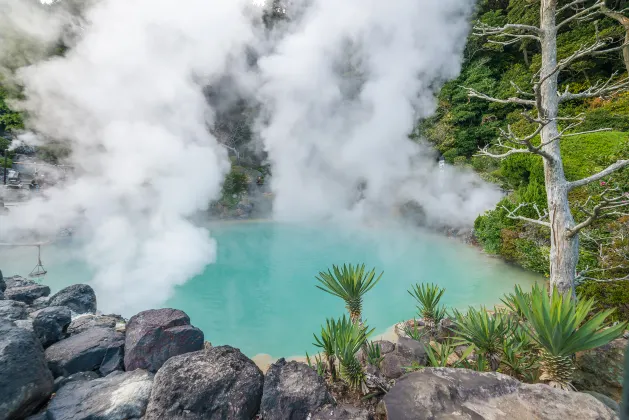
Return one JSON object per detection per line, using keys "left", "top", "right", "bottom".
{"left": 0, "top": 270, "right": 623, "bottom": 420}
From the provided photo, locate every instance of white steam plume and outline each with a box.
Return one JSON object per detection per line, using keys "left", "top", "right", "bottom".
{"left": 4, "top": 0, "right": 257, "bottom": 314}
{"left": 256, "top": 0, "right": 500, "bottom": 226}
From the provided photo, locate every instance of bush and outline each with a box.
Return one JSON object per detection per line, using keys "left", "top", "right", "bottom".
{"left": 577, "top": 281, "right": 629, "bottom": 323}
{"left": 222, "top": 167, "right": 248, "bottom": 196}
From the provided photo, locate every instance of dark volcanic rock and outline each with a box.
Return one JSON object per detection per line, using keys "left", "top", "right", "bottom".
{"left": 53, "top": 371, "right": 100, "bottom": 392}
{"left": 45, "top": 327, "right": 125, "bottom": 377}
{"left": 67, "top": 314, "right": 118, "bottom": 335}
{"left": 125, "top": 308, "right": 203, "bottom": 373}
{"left": 4, "top": 282, "right": 50, "bottom": 305}
{"left": 378, "top": 368, "right": 617, "bottom": 420}
{"left": 261, "top": 358, "right": 332, "bottom": 420}
{"left": 0, "top": 269, "right": 5, "bottom": 292}
{"left": 0, "top": 290, "right": 4, "bottom": 300}
{"left": 45, "top": 370, "right": 153, "bottom": 420}
{"left": 28, "top": 297, "right": 50, "bottom": 312}
{"left": 144, "top": 346, "right": 264, "bottom": 420}
{"left": 312, "top": 404, "right": 371, "bottom": 420}
{"left": 0, "top": 320, "right": 54, "bottom": 420}
{"left": 373, "top": 340, "right": 395, "bottom": 355}
{"left": 33, "top": 306, "right": 72, "bottom": 348}
{"left": 381, "top": 352, "right": 413, "bottom": 380}
{"left": 14, "top": 318, "right": 34, "bottom": 331}
{"left": 48, "top": 284, "right": 97, "bottom": 314}
{"left": 395, "top": 336, "right": 427, "bottom": 365}
{"left": 0, "top": 299, "right": 28, "bottom": 321}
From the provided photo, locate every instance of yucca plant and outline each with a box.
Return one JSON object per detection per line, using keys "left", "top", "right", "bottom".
{"left": 424, "top": 339, "right": 474, "bottom": 368}
{"left": 500, "top": 326, "right": 539, "bottom": 382}
{"left": 501, "top": 287, "right": 531, "bottom": 320}
{"left": 306, "top": 352, "right": 326, "bottom": 377}
{"left": 408, "top": 283, "right": 447, "bottom": 334}
{"left": 451, "top": 306, "right": 513, "bottom": 371}
{"left": 333, "top": 315, "right": 373, "bottom": 393}
{"left": 514, "top": 284, "right": 628, "bottom": 390}
{"left": 366, "top": 341, "right": 384, "bottom": 368}
{"left": 402, "top": 319, "right": 427, "bottom": 342}
{"left": 313, "top": 318, "right": 338, "bottom": 380}
{"left": 316, "top": 264, "right": 383, "bottom": 323}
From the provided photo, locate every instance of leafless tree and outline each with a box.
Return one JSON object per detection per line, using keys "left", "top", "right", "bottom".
{"left": 466, "top": 0, "right": 629, "bottom": 296}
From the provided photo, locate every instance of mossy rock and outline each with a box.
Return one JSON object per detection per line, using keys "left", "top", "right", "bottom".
{"left": 573, "top": 337, "right": 626, "bottom": 402}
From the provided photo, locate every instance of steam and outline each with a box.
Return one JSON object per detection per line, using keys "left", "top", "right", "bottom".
{"left": 256, "top": 0, "right": 499, "bottom": 226}
{"left": 1, "top": 0, "right": 501, "bottom": 315}
{"left": 3, "top": 0, "right": 257, "bottom": 313}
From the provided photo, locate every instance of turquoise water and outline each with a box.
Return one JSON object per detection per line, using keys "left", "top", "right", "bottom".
{"left": 0, "top": 222, "right": 539, "bottom": 357}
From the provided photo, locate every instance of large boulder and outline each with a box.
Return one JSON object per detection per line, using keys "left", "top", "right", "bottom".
{"left": 144, "top": 346, "right": 264, "bottom": 420}
{"left": 395, "top": 336, "right": 426, "bottom": 365}
{"left": 33, "top": 306, "right": 72, "bottom": 348}
{"left": 0, "top": 320, "right": 54, "bottom": 420}
{"left": 260, "top": 358, "right": 332, "bottom": 419}
{"left": 45, "top": 370, "right": 153, "bottom": 420}
{"left": 45, "top": 327, "right": 125, "bottom": 377}
{"left": 378, "top": 368, "right": 617, "bottom": 420}
{"left": 0, "top": 299, "right": 28, "bottom": 321}
{"left": 380, "top": 352, "right": 413, "bottom": 380}
{"left": 124, "top": 308, "right": 204, "bottom": 373}
{"left": 312, "top": 405, "right": 371, "bottom": 420}
{"left": 48, "top": 284, "right": 97, "bottom": 314}
{"left": 67, "top": 314, "right": 119, "bottom": 335}
{"left": 4, "top": 279, "right": 50, "bottom": 305}
{"left": 573, "top": 337, "right": 626, "bottom": 401}
{"left": 53, "top": 371, "right": 100, "bottom": 392}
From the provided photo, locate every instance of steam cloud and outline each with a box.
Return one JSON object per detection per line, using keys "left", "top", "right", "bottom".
{"left": 1, "top": 0, "right": 500, "bottom": 314}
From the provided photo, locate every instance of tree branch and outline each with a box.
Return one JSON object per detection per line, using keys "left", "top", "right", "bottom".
{"left": 567, "top": 160, "right": 629, "bottom": 191}
{"left": 559, "top": 73, "right": 629, "bottom": 102}
{"left": 556, "top": 0, "right": 605, "bottom": 30}
{"left": 462, "top": 86, "right": 536, "bottom": 107}
{"left": 556, "top": 0, "right": 587, "bottom": 15}
{"left": 501, "top": 203, "right": 551, "bottom": 228}
{"left": 568, "top": 189, "right": 629, "bottom": 237}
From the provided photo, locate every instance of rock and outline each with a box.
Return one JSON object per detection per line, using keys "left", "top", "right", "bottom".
{"left": 0, "top": 319, "right": 54, "bottom": 420}
{"left": 0, "top": 290, "right": 4, "bottom": 300}
{"left": 14, "top": 319, "right": 34, "bottom": 331}
{"left": 45, "top": 370, "right": 153, "bottom": 420}
{"left": 260, "top": 358, "right": 332, "bottom": 419}
{"left": 67, "top": 314, "right": 117, "bottom": 335}
{"left": 144, "top": 346, "right": 264, "bottom": 420}
{"left": 4, "top": 283, "right": 50, "bottom": 305}
{"left": 312, "top": 404, "right": 371, "bottom": 420}
{"left": 33, "top": 306, "right": 72, "bottom": 348}
{"left": 0, "top": 299, "right": 28, "bottom": 321}
{"left": 48, "top": 284, "right": 97, "bottom": 314}
{"left": 373, "top": 340, "right": 395, "bottom": 355}
{"left": 582, "top": 391, "right": 620, "bottom": 416}
{"left": 573, "top": 337, "right": 626, "bottom": 401}
{"left": 53, "top": 371, "right": 100, "bottom": 392}
{"left": 0, "top": 269, "right": 5, "bottom": 292}
{"left": 395, "top": 336, "right": 427, "bottom": 365}
{"left": 378, "top": 367, "right": 617, "bottom": 420}
{"left": 124, "top": 308, "right": 204, "bottom": 373}
{"left": 381, "top": 352, "right": 413, "bottom": 379}
{"left": 4, "top": 275, "right": 32, "bottom": 288}
{"left": 25, "top": 412, "right": 48, "bottom": 420}
{"left": 29, "top": 297, "right": 50, "bottom": 312}
{"left": 45, "top": 327, "right": 125, "bottom": 377}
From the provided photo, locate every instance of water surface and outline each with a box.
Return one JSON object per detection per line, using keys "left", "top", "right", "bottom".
{"left": 0, "top": 221, "right": 539, "bottom": 357}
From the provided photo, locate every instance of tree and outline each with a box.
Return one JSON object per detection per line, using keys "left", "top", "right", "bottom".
{"left": 467, "top": 0, "right": 629, "bottom": 296}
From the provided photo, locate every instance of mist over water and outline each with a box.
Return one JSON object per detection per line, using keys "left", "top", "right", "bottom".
{"left": 0, "top": 0, "right": 503, "bottom": 314}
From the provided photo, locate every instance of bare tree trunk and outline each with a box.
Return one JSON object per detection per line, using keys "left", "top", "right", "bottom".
{"left": 602, "top": 9, "right": 629, "bottom": 76}
{"left": 539, "top": 0, "right": 579, "bottom": 297}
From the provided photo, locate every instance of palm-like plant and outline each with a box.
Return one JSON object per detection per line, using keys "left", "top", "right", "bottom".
{"left": 316, "top": 264, "right": 383, "bottom": 323}
{"left": 451, "top": 306, "right": 513, "bottom": 371}
{"left": 333, "top": 315, "right": 373, "bottom": 393}
{"left": 407, "top": 283, "right": 446, "bottom": 333}
{"left": 514, "top": 284, "right": 627, "bottom": 390}
{"left": 313, "top": 318, "right": 338, "bottom": 380}
{"left": 366, "top": 341, "right": 384, "bottom": 368}
{"left": 424, "top": 339, "right": 474, "bottom": 368}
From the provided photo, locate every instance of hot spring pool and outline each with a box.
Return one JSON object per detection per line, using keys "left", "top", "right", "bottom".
{"left": 0, "top": 221, "right": 539, "bottom": 358}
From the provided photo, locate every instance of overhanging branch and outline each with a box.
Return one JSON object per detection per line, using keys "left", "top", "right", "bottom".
{"left": 567, "top": 160, "right": 629, "bottom": 191}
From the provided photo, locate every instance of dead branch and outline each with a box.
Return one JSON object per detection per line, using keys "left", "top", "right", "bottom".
{"left": 567, "top": 160, "right": 629, "bottom": 190}
{"left": 500, "top": 203, "right": 551, "bottom": 228}
{"left": 462, "top": 86, "right": 536, "bottom": 107}
{"left": 473, "top": 22, "right": 542, "bottom": 36}
{"left": 559, "top": 72, "right": 629, "bottom": 102}
{"left": 556, "top": 0, "right": 588, "bottom": 15}
{"left": 556, "top": 0, "right": 605, "bottom": 30}
{"left": 567, "top": 188, "right": 629, "bottom": 237}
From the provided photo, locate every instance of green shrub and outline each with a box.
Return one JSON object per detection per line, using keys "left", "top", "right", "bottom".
{"left": 222, "top": 167, "right": 248, "bottom": 196}
{"left": 577, "top": 281, "right": 629, "bottom": 323}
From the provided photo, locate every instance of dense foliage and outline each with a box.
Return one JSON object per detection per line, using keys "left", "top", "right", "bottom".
{"left": 419, "top": 0, "right": 629, "bottom": 316}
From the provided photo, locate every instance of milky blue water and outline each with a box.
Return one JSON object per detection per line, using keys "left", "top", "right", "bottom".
{"left": 0, "top": 221, "right": 539, "bottom": 357}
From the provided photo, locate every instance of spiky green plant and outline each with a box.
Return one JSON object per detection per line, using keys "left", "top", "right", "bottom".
{"left": 451, "top": 307, "right": 513, "bottom": 371}
{"left": 402, "top": 319, "right": 427, "bottom": 342}
{"left": 407, "top": 283, "right": 446, "bottom": 334}
{"left": 500, "top": 326, "right": 539, "bottom": 382}
{"left": 501, "top": 287, "right": 531, "bottom": 319}
{"left": 514, "top": 284, "right": 628, "bottom": 390}
{"left": 333, "top": 315, "right": 373, "bottom": 393}
{"left": 313, "top": 318, "right": 338, "bottom": 380}
{"left": 316, "top": 264, "right": 383, "bottom": 323}
{"left": 366, "top": 341, "right": 384, "bottom": 368}
{"left": 306, "top": 352, "right": 326, "bottom": 377}
{"left": 424, "top": 339, "right": 474, "bottom": 368}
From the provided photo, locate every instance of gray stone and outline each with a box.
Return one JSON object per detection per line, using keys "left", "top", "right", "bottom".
{"left": 5, "top": 283, "right": 50, "bottom": 305}
{"left": 45, "top": 327, "right": 125, "bottom": 377}
{"left": 312, "top": 404, "right": 371, "bottom": 420}
{"left": 144, "top": 346, "right": 264, "bottom": 420}
{"left": 573, "top": 337, "right": 626, "bottom": 402}
{"left": 29, "top": 297, "right": 50, "bottom": 312}
{"left": 53, "top": 371, "right": 100, "bottom": 392}
{"left": 48, "top": 284, "right": 97, "bottom": 314}
{"left": 0, "top": 299, "right": 28, "bottom": 321}
{"left": 380, "top": 352, "right": 413, "bottom": 380}
{"left": 0, "top": 319, "right": 54, "bottom": 420}
{"left": 0, "top": 290, "right": 4, "bottom": 300}
{"left": 45, "top": 370, "right": 153, "bottom": 420}
{"left": 124, "top": 308, "right": 203, "bottom": 373}
{"left": 67, "top": 314, "right": 117, "bottom": 335}
{"left": 0, "top": 269, "right": 5, "bottom": 292}
{"left": 395, "top": 336, "right": 427, "bottom": 365}
{"left": 379, "top": 368, "right": 617, "bottom": 420}
{"left": 582, "top": 391, "right": 620, "bottom": 416}
{"left": 261, "top": 358, "right": 332, "bottom": 420}
{"left": 33, "top": 306, "right": 72, "bottom": 348}
{"left": 373, "top": 340, "right": 395, "bottom": 355}
{"left": 14, "top": 319, "right": 34, "bottom": 331}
